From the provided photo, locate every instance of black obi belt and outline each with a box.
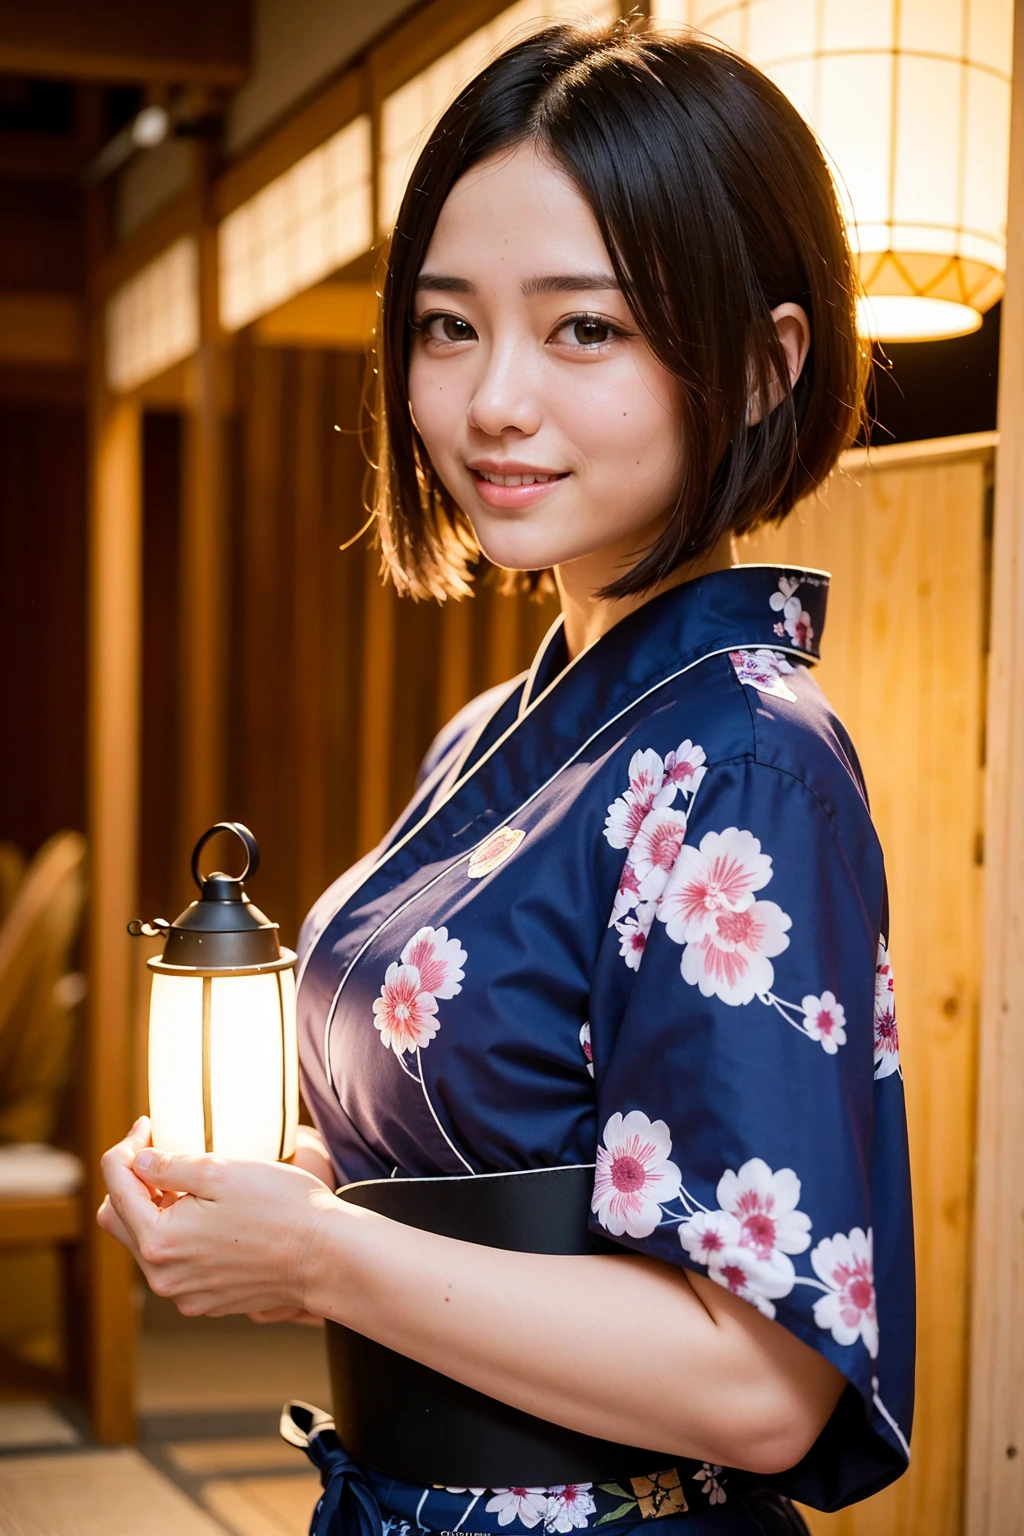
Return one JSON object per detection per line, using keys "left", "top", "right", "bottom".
{"left": 327, "top": 1164, "right": 670, "bottom": 1489}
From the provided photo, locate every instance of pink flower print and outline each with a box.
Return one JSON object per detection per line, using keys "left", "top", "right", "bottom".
{"left": 802, "top": 991, "right": 847, "bottom": 1054}
{"left": 609, "top": 859, "right": 641, "bottom": 925}
{"left": 486, "top": 1490, "right": 550, "bottom": 1529}
{"left": 679, "top": 899, "right": 791, "bottom": 1006}
{"left": 372, "top": 962, "right": 439, "bottom": 1056}
{"left": 716, "top": 1159, "right": 811, "bottom": 1262}
{"left": 615, "top": 903, "right": 655, "bottom": 972}
{"left": 769, "top": 575, "right": 813, "bottom": 649}
{"left": 704, "top": 1241, "right": 797, "bottom": 1320}
{"left": 729, "top": 649, "right": 797, "bottom": 703}
{"left": 874, "top": 939, "right": 900, "bottom": 1079}
{"left": 543, "top": 1485, "right": 596, "bottom": 1532}
{"left": 400, "top": 925, "right": 466, "bottom": 1000}
{"left": 811, "top": 1228, "right": 879, "bottom": 1358}
{"left": 592, "top": 1111, "right": 682, "bottom": 1239}
{"left": 631, "top": 808, "right": 689, "bottom": 902}
{"left": 603, "top": 749, "right": 674, "bottom": 851}
{"left": 678, "top": 1208, "right": 742, "bottom": 1268}
{"left": 658, "top": 828, "right": 774, "bottom": 946}
{"left": 579, "top": 1021, "right": 594, "bottom": 1077}
{"left": 664, "top": 739, "right": 707, "bottom": 795}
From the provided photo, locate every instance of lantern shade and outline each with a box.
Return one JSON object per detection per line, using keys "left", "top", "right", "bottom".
{"left": 133, "top": 822, "right": 299, "bottom": 1163}
{"left": 147, "top": 965, "right": 298, "bottom": 1161}
{"left": 652, "top": 0, "right": 1014, "bottom": 341}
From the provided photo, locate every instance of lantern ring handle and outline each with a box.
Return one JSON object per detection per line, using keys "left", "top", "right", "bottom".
{"left": 191, "top": 822, "right": 261, "bottom": 892}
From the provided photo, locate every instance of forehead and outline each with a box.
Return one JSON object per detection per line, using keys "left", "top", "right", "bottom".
{"left": 419, "top": 139, "right": 611, "bottom": 281}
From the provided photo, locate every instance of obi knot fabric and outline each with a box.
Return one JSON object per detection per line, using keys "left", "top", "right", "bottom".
{"left": 296, "top": 564, "right": 915, "bottom": 1520}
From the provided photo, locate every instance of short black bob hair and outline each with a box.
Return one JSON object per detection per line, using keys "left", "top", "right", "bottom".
{"left": 374, "top": 18, "right": 868, "bottom": 601}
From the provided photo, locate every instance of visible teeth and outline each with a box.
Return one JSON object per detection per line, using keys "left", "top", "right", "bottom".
{"left": 479, "top": 471, "right": 554, "bottom": 486}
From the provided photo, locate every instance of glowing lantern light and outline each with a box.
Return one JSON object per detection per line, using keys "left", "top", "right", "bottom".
{"left": 652, "top": 0, "right": 1014, "bottom": 342}
{"left": 130, "top": 823, "right": 298, "bottom": 1161}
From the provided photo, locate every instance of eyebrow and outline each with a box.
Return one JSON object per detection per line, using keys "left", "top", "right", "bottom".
{"left": 415, "top": 271, "right": 620, "bottom": 296}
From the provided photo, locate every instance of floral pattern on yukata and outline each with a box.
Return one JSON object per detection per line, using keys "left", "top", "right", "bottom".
{"left": 729, "top": 648, "right": 797, "bottom": 702}
{"left": 591, "top": 1113, "right": 891, "bottom": 1417}
{"left": 769, "top": 574, "right": 815, "bottom": 650}
{"left": 602, "top": 749, "right": 876, "bottom": 1055}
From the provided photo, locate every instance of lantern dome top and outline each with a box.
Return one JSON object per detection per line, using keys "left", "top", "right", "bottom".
{"left": 131, "top": 822, "right": 295, "bottom": 974}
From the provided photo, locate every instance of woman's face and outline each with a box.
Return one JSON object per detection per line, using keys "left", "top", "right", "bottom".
{"left": 407, "top": 139, "right": 686, "bottom": 579}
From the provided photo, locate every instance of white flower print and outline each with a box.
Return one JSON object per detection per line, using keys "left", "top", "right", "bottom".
{"left": 679, "top": 899, "right": 792, "bottom": 1006}
{"left": 631, "top": 808, "right": 689, "bottom": 902}
{"left": 658, "top": 828, "right": 774, "bottom": 945}
{"left": 716, "top": 1159, "right": 811, "bottom": 1261}
{"left": 579, "top": 1021, "right": 594, "bottom": 1078}
{"left": 769, "top": 575, "right": 814, "bottom": 650}
{"left": 873, "top": 939, "right": 900, "bottom": 1079}
{"left": 543, "top": 1485, "right": 596, "bottom": 1532}
{"left": 678, "top": 1159, "right": 810, "bottom": 1319}
{"left": 486, "top": 1489, "right": 550, "bottom": 1529}
{"left": 801, "top": 991, "right": 848, "bottom": 1055}
{"left": 609, "top": 859, "right": 641, "bottom": 924}
{"left": 729, "top": 648, "right": 797, "bottom": 703}
{"left": 372, "top": 963, "right": 439, "bottom": 1056}
{"left": 811, "top": 1227, "right": 879, "bottom": 1358}
{"left": 664, "top": 739, "right": 707, "bottom": 795}
{"left": 592, "top": 1111, "right": 682, "bottom": 1239}
{"left": 693, "top": 1464, "right": 727, "bottom": 1505}
{"left": 603, "top": 749, "right": 676, "bottom": 851}
{"left": 615, "top": 903, "right": 656, "bottom": 972}
{"left": 400, "top": 925, "right": 466, "bottom": 1000}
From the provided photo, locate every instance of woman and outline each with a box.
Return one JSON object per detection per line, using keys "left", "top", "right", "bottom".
{"left": 100, "top": 20, "right": 914, "bottom": 1535}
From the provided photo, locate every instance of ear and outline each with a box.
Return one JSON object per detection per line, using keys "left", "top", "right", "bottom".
{"left": 746, "top": 302, "right": 812, "bottom": 425}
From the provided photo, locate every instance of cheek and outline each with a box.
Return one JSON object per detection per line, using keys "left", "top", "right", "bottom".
{"left": 407, "top": 357, "right": 461, "bottom": 463}
{"left": 563, "top": 364, "right": 684, "bottom": 478}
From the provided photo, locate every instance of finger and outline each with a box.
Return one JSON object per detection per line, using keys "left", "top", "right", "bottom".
{"left": 103, "top": 1150, "right": 162, "bottom": 1246}
{"left": 133, "top": 1148, "right": 227, "bottom": 1199}
{"left": 96, "top": 1195, "right": 141, "bottom": 1258}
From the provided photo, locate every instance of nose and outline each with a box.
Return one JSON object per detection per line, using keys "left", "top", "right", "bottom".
{"left": 466, "top": 338, "right": 543, "bottom": 439}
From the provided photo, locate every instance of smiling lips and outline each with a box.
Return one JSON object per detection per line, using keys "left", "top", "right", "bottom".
{"left": 470, "top": 465, "right": 569, "bottom": 509}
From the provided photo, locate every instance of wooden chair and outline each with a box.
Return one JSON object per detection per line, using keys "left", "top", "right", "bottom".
{"left": 0, "top": 831, "right": 88, "bottom": 1396}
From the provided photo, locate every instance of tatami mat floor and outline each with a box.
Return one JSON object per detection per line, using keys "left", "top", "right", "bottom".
{"left": 0, "top": 1306, "right": 331, "bottom": 1535}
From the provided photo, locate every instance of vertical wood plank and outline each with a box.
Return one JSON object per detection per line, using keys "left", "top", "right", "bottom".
{"left": 177, "top": 143, "right": 228, "bottom": 894}
{"left": 293, "top": 352, "right": 328, "bottom": 920}
{"left": 85, "top": 392, "right": 141, "bottom": 1443}
{"left": 357, "top": 545, "right": 397, "bottom": 853}
{"left": 438, "top": 598, "right": 473, "bottom": 733}
{"left": 965, "top": 0, "right": 1024, "bottom": 1526}
{"left": 747, "top": 452, "right": 988, "bottom": 1536}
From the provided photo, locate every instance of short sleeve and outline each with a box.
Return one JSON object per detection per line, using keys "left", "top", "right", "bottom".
{"left": 587, "top": 754, "right": 914, "bottom": 1512}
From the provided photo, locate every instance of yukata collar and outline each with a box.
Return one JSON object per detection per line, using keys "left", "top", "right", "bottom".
{"left": 519, "top": 562, "right": 828, "bottom": 719}
{"left": 443, "top": 561, "right": 829, "bottom": 802}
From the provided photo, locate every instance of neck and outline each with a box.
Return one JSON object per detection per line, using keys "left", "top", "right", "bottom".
{"left": 554, "top": 533, "right": 737, "bottom": 659}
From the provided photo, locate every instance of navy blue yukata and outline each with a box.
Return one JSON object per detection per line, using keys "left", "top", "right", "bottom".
{"left": 295, "top": 564, "right": 914, "bottom": 1531}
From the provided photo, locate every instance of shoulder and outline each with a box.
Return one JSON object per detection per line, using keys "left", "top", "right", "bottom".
{"left": 613, "top": 647, "right": 873, "bottom": 836}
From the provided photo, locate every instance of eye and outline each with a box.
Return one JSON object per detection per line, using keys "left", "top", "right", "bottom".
{"left": 414, "top": 312, "right": 477, "bottom": 344}
{"left": 552, "top": 313, "right": 627, "bottom": 349}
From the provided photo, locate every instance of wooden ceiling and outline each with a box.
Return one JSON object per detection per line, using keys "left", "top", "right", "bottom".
{"left": 0, "top": 0, "right": 250, "bottom": 85}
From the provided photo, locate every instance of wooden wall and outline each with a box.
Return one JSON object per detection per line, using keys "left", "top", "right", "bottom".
{"left": 220, "top": 341, "right": 557, "bottom": 948}
{"left": 745, "top": 440, "right": 991, "bottom": 1536}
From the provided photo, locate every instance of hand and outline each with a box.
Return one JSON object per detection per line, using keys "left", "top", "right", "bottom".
{"left": 97, "top": 1116, "right": 339, "bottom": 1318}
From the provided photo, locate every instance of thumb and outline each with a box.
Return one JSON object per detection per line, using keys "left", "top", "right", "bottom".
{"left": 133, "top": 1148, "right": 224, "bottom": 1199}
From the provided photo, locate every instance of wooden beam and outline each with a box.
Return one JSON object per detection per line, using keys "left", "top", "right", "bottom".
{"left": 254, "top": 283, "right": 376, "bottom": 350}
{"left": 965, "top": 0, "right": 1024, "bottom": 1528}
{"left": 0, "top": 292, "right": 84, "bottom": 367}
{"left": 85, "top": 384, "right": 141, "bottom": 1445}
{"left": 0, "top": 0, "right": 250, "bottom": 86}
{"left": 217, "top": 69, "right": 365, "bottom": 219}
{"left": 94, "top": 192, "right": 193, "bottom": 302}
{"left": 175, "top": 143, "right": 228, "bottom": 897}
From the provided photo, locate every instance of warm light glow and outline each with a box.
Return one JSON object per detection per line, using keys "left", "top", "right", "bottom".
{"left": 652, "top": 0, "right": 1014, "bottom": 342}
{"left": 105, "top": 236, "right": 199, "bottom": 392}
{"left": 147, "top": 966, "right": 298, "bottom": 1161}
{"left": 857, "top": 294, "right": 983, "bottom": 344}
{"left": 219, "top": 115, "right": 373, "bottom": 333}
{"left": 379, "top": 0, "right": 617, "bottom": 233}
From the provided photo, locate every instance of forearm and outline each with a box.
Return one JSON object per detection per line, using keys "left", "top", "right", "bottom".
{"left": 302, "top": 1197, "right": 842, "bottom": 1474}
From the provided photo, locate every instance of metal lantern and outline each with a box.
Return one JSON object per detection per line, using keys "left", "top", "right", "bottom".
{"left": 130, "top": 822, "right": 298, "bottom": 1161}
